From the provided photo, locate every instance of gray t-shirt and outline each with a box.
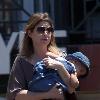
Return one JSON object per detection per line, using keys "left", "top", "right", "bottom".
{"left": 6, "top": 56, "right": 35, "bottom": 100}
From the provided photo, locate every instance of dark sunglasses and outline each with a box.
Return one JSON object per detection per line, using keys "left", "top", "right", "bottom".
{"left": 36, "top": 27, "right": 54, "bottom": 33}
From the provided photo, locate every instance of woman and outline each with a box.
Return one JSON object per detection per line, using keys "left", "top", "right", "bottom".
{"left": 6, "top": 12, "right": 79, "bottom": 100}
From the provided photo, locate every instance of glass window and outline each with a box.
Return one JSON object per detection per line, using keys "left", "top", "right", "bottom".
{"left": 86, "top": 13, "right": 100, "bottom": 39}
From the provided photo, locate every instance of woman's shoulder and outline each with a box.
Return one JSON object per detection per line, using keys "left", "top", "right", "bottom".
{"left": 14, "top": 54, "right": 33, "bottom": 66}
{"left": 13, "top": 54, "right": 26, "bottom": 62}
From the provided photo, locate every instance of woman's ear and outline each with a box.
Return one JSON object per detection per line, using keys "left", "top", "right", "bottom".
{"left": 27, "top": 30, "right": 32, "bottom": 38}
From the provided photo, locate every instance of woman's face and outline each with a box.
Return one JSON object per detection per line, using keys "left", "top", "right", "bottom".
{"left": 28, "top": 21, "right": 54, "bottom": 48}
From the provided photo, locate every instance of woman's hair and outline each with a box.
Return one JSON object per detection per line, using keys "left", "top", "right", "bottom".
{"left": 19, "top": 12, "right": 61, "bottom": 58}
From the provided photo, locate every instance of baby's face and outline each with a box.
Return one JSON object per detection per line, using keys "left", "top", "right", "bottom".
{"left": 68, "top": 59, "right": 87, "bottom": 77}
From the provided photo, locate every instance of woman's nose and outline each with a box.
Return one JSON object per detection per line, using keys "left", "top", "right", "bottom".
{"left": 44, "top": 30, "right": 48, "bottom": 35}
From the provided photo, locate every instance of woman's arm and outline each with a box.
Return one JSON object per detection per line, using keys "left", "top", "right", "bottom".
{"left": 15, "top": 90, "right": 46, "bottom": 100}
{"left": 15, "top": 85, "right": 64, "bottom": 100}
{"left": 57, "top": 64, "right": 79, "bottom": 93}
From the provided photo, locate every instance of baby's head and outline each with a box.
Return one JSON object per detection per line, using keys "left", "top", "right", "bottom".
{"left": 66, "top": 52, "right": 90, "bottom": 78}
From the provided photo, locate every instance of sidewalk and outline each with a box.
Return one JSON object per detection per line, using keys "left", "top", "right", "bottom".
{"left": 77, "top": 91, "right": 100, "bottom": 100}
{"left": 0, "top": 97, "right": 6, "bottom": 100}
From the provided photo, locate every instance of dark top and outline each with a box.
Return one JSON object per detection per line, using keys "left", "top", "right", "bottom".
{"left": 6, "top": 56, "right": 78, "bottom": 100}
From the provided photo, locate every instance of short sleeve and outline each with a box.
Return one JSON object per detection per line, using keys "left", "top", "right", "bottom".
{"left": 6, "top": 56, "right": 26, "bottom": 100}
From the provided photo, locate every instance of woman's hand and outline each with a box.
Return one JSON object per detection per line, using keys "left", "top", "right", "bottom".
{"left": 45, "top": 84, "right": 64, "bottom": 100}
{"left": 43, "top": 57, "right": 64, "bottom": 70}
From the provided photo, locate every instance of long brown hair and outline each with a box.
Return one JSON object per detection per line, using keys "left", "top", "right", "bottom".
{"left": 19, "top": 12, "right": 61, "bottom": 58}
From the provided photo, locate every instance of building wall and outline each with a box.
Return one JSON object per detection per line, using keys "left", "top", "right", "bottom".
{"left": 79, "top": 44, "right": 100, "bottom": 91}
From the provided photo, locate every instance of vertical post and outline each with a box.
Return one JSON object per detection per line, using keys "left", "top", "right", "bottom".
{"left": 50, "top": 0, "right": 55, "bottom": 24}
{"left": 83, "top": 0, "right": 87, "bottom": 17}
{"left": 39, "top": 0, "right": 43, "bottom": 12}
{"left": 70, "top": 0, "right": 74, "bottom": 29}
{"left": 33, "top": 0, "right": 34, "bottom": 13}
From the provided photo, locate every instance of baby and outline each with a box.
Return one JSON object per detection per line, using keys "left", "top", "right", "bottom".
{"left": 66, "top": 52, "right": 90, "bottom": 78}
{"left": 28, "top": 52, "right": 90, "bottom": 93}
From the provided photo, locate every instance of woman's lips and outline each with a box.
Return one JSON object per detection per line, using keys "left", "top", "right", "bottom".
{"left": 41, "top": 38, "right": 48, "bottom": 41}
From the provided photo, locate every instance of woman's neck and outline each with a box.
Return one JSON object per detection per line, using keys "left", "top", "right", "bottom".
{"left": 31, "top": 51, "right": 48, "bottom": 65}
{"left": 33, "top": 46, "right": 48, "bottom": 59}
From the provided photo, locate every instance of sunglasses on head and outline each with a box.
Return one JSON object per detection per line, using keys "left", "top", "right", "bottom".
{"left": 36, "top": 27, "right": 54, "bottom": 33}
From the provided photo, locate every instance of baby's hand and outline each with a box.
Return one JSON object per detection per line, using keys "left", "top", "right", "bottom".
{"left": 70, "top": 73, "right": 79, "bottom": 89}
